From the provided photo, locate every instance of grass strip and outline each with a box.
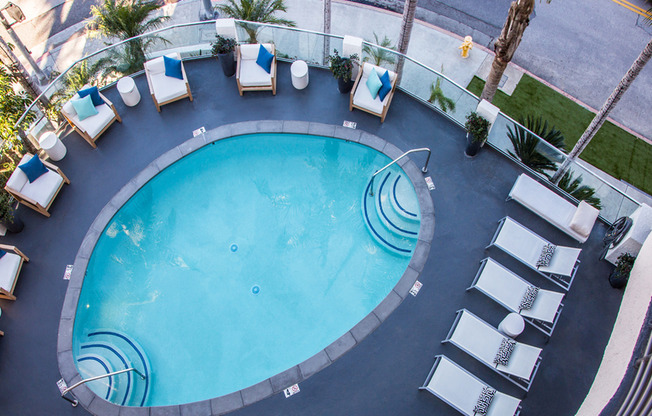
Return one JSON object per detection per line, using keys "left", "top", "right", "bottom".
{"left": 467, "top": 75, "right": 652, "bottom": 195}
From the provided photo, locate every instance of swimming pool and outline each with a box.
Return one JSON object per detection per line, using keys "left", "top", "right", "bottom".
{"left": 65, "top": 126, "right": 432, "bottom": 411}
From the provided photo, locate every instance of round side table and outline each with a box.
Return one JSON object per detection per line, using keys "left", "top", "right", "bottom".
{"left": 498, "top": 312, "right": 525, "bottom": 338}
{"left": 290, "top": 60, "right": 309, "bottom": 90}
{"left": 39, "top": 132, "right": 67, "bottom": 161}
{"left": 117, "top": 76, "right": 141, "bottom": 106}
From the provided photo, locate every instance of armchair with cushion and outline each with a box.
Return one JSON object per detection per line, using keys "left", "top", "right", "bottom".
{"left": 144, "top": 52, "right": 194, "bottom": 112}
{"left": 236, "top": 43, "right": 277, "bottom": 95}
{"left": 61, "top": 85, "right": 121, "bottom": 148}
{"left": 4, "top": 153, "right": 70, "bottom": 217}
{"left": 349, "top": 62, "right": 397, "bottom": 122}
{"left": 0, "top": 244, "right": 29, "bottom": 301}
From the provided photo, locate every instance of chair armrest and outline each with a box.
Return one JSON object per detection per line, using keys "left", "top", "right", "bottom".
{"left": 236, "top": 45, "right": 242, "bottom": 78}
{"left": 144, "top": 67, "right": 156, "bottom": 95}
{"left": 4, "top": 185, "right": 41, "bottom": 210}
{"left": 0, "top": 244, "right": 28, "bottom": 261}
{"left": 40, "top": 158, "right": 70, "bottom": 184}
{"left": 349, "top": 64, "right": 364, "bottom": 104}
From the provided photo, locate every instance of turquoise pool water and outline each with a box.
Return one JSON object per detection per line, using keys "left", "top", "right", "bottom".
{"left": 73, "top": 133, "right": 418, "bottom": 406}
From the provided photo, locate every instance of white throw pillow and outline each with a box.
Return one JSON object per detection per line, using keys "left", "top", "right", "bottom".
{"left": 569, "top": 200, "right": 600, "bottom": 237}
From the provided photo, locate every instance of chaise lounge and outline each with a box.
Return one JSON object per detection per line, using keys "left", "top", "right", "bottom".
{"left": 468, "top": 258, "right": 565, "bottom": 337}
{"left": 442, "top": 309, "right": 542, "bottom": 391}
{"left": 507, "top": 173, "right": 600, "bottom": 243}
{"left": 420, "top": 355, "right": 521, "bottom": 416}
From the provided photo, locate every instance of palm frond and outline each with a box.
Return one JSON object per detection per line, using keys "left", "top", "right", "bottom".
{"left": 362, "top": 33, "right": 397, "bottom": 66}
{"left": 557, "top": 171, "right": 602, "bottom": 209}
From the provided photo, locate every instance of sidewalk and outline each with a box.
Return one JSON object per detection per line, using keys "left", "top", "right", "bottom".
{"left": 15, "top": 0, "right": 652, "bottom": 206}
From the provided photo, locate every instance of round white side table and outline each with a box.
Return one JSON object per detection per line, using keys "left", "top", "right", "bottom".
{"left": 39, "top": 132, "right": 67, "bottom": 161}
{"left": 117, "top": 76, "right": 141, "bottom": 106}
{"left": 290, "top": 60, "right": 309, "bottom": 90}
{"left": 498, "top": 312, "right": 525, "bottom": 338}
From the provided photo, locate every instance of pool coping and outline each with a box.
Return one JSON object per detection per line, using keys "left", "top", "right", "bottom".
{"left": 57, "top": 120, "right": 436, "bottom": 416}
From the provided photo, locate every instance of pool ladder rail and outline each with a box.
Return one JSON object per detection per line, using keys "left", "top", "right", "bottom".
{"left": 61, "top": 368, "right": 147, "bottom": 407}
{"left": 368, "top": 148, "right": 431, "bottom": 197}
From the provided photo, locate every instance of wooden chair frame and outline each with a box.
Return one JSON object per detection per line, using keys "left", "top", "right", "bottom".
{"left": 0, "top": 244, "right": 29, "bottom": 301}
{"left": 4, "top": 154, "right": 70, "bottom": 217}
{"left": 235, "top": 44, "right": 277, "bottom": 96}
{"left": 145, "top": 53, "right": 194, "bottom": 112}
{"left": 349, "top": 64, "right": 397, "bottom": 122}
{"left": 62, "top": 90, "right": 122, "bottom": 148}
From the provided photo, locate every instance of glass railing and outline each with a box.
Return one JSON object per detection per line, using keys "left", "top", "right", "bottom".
{"left": 13, "top": 20, "right": 641, "bottom": 223}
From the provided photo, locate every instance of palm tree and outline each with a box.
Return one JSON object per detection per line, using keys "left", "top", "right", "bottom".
{"left": 395, "top": 0, "right": 417, "bottom": 81}
{"left": 507, "top": 115, "right": 565, "bottom": 174}
{"left": 481, "top": 0, "right": 535, "bottom": 102}
{"left": 216, "top": 0, "right": 296, "bottom": 43}
{"left": 323, "top": 0, "right": 331, "bottom": 64}
{"left": 363, "top": 33, "right": 397, "bottom": 67}
{"left": 428, "top": 76, "right": 455, "bottom": 113}
{"left": 552, "top": 36, "right": 652, "bottom": 183}
{"left": 89, "top": 0, "right": 170, "bottom": 74}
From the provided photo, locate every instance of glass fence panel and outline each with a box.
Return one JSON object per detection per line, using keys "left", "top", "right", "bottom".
{"left": 12, "top": 21, "right": 642, "bottom": 224}
{"left": 397, "top": 57, "right": 479, "bottom": 126}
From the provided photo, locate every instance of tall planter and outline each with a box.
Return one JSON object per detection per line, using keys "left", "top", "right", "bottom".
{"left": 464, "top": 112, "right": 490, "bottom": 158}
{"left": 217, "top": 51, "right": 236, "bottom": 77}
{"left": 337, "top": 77, "right": 354, "bottom": 94}
{"left": 465, "top": 134, "right": 482, "bottom": 157}
{"left": 0, "top": 207, "right": 24, "bottom": 233}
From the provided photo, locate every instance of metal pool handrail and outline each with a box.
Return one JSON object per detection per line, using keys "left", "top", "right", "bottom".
{"left": 61, "top": 367, "right": 147, "bottom": 407}
{"left": 368, "top": 148, "right": 431, "bottom": 196}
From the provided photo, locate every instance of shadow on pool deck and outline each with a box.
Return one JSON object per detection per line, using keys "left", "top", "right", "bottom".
{"left": 0, "top": 58, "right": 622, "bottom": 416}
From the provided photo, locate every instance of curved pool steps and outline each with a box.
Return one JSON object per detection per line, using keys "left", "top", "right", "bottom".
{"left": 374, "top": 171, "right": 420, "bottom": 239}
{"left": 77, "top": 330, "right": 150, "bottom": 407}
{"left": 390, "top": 174, "right": 420, "bottom": 224}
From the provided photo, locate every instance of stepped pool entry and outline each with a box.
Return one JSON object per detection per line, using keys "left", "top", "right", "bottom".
{"left": 61, "top": 124, "right": 434, "bottom": 413}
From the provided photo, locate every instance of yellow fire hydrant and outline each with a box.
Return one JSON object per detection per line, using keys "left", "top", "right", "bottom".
{"left": 459, "top": 36, "right": 473, "bottom": 58}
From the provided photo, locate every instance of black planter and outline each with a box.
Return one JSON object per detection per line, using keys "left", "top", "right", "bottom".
{"left": 217, "top": 51, "right": 236, "bottom": 77}
{"left": 609, "top": 270, "right": 629, "bottom": 288}
{"left": 465, "top": 134, "right": 483, "bottom": 157}
{"left": 337, "top": 77, "right": 354, "bottom": 94}
{"left": 1, "top": 209, "right": 24, "bottom": 233}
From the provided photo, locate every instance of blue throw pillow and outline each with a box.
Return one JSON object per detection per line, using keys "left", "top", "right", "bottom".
{"left": 378, "top": 70, "right": 392, "bottom": 101}
{"left": 0, "top": 249, "right": 6, "bottom": 259}
{"left": 18, "top": 155, "right": 48, "bottom": 183}
{"left": 164, "top": 55, "right": 184, "bottom": 80}
{"left": 365, "top": 68, "right": 382, "bottom": 99}
{"left": 256, "top": 44, "right": 274, "bottom": 74}
{"left": 71, "top": 94, "right": 98, "bottom": 121}
{"left": 77, "top": 86, "right": 104, "bottom": 106}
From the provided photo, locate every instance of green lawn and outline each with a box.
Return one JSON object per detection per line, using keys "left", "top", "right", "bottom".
{"left": 467, "top": 75, "right": 652, "bottom": 195}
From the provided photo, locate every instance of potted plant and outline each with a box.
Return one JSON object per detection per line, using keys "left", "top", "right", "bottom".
{"left": 326, "top": 49, "right": 359, "bottom": 93}
{"left": 609, "top": 253, "right": 636, "bottom": 288}
{"left": 211, "top": 35, "right": 237, "bottom": 77}
{"left": 0, "top": 190, "right": 23, "bottom": 233}
{"left": 464, "top": 111, "right": 490, "bottom": 157}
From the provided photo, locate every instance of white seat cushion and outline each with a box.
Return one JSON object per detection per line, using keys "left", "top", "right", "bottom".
{"left": 19, "top": 169, "right": 64, "bottom": 208}
{"left": 149, "top": 72, "right": 188, "bottom": 103}
{"left": 68, "top": 103, "right": 116, "bottom": 139}
{"left": 239, "top": 59, "right": 272, "bottom": 86}
{"left": 569, "top": 200, "right": 600, "bottom": 238}
{"left": 352, "top": 63, "right": 395, "bottom": 115}
{"left": 0, "top": 252, "right": 22, "bottom": 294}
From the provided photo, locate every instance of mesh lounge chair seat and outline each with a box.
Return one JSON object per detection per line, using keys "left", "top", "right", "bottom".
{"left": 420, "top": 355, "right": 521, "bottom": 416}
{"left": 486, "top": 216, "right": 581, "bottom": 291}
{"left": 468, "top": 258, "right": 565, "bottom": 337}
{"left": 0, "top": 244, "right": 29, "bottom": 301}
{"left": 442, "top": 309, "right": 542, "bottom": 391}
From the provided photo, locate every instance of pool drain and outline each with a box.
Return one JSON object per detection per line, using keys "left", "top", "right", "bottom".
{"left": 230, "top": 244, "right": 238, "bottom": 252}
{"left": 252, "top": 285, "right": 260, "bottom": 294}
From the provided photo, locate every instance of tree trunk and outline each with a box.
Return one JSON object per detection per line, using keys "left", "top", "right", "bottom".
{"left": 480, "top": 0, "right": 534, "bottom": 102}
{"left": 552, "top": 37, "right": 652, "bottom": 184}
{"left": 396, "top": 0, "right": 417, "bottom": 83}
{"left": 323, "top": 0, "right": 331, "bottom": 65}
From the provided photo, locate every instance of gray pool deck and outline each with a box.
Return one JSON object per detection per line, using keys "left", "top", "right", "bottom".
{"left": 0, "top": 58, "right": 624, "bottom": 416}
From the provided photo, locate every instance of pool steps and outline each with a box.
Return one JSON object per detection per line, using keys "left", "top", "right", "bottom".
{"left": 363, "top": 171, "right": 420, "bottom": 255}
{"left": 76, "top": 330, "right": 150, "bottom": 406}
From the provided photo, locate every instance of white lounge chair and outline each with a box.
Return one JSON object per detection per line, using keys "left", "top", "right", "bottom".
{"left": 468, "top": 258, "right": 565, "bottom": 337}
{"left": 507, "top": 173, "right": 600, "bottom": 243}
{"left": 61, "top": 85, "right": 122, "bottom": 148}
{"left": 349, "top": 62, "right": 397, "bottom": 122}
{"left": 486, "top": 216, "right": 581, "bottom": 291}
{"left": 420, "top": 355, "right": 521, "bottom": 416}
{"left": 236, "top": 43, "right": 276, "bottom": 95}
{"left": 442, "top": 309, "right": 542, "bottom": 391}
{"left": 144, "top": 52, "right": 194, "bottom": 112}
{"left": 4, "top": 154, "right": 70, "bottom": 217}
{"left": 0, "top": 244, "right": 29, "bottom": 301}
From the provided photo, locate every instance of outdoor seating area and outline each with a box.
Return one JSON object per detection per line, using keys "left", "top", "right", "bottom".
{"left": 0, "top": 53, "right": 626, "bottom": 416}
